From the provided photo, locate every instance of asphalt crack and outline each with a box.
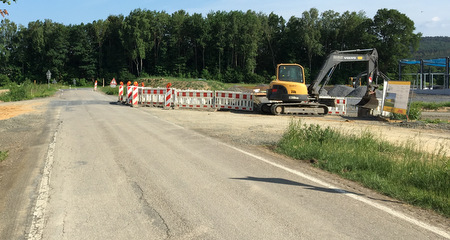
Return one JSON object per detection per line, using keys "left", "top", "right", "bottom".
{"left": 131, "top": 182, "right": 171, "bottom": 239}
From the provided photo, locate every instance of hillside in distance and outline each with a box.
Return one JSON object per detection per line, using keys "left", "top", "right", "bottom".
{"left": 413, "top": 37, "right": 450, "bottom": 59}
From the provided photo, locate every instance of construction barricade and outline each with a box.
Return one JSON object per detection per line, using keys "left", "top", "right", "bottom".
{"left": 132, "top": 86, "right": 139, "bottom": 107}
{"left": 126, "top": 86, "right": 133, "bottom": 104}
{"left": 138, "top": 88, "right": 175, "bottom": 108}
{"left": 214, "top": 91, "right": 253, "bottom": 111}
{"left": 176, "top": 90, "right": 214, "bottom": 109}
{"left": 122, "top": 87, "right": 254, "bottom": 112}
{"left": 327, "top": 97, "right": 347, "bottom": 115}
{"left": 118, "top": 84, "right": 124, "bottom": 102}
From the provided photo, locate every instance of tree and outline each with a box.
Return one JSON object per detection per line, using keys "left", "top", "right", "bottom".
{"left": 370, "top": 8, "right": 421, "bottom": 74}
{"left": 258, "top": 12, "right": 285, "bottom": 72}
{"left": 301, "top": 8, "right": 323, "bottom": 71}
{"left": 68, "top": 24, "right": 96, "bottom": 79}
{"left": 320, "top": 10, "right": 340, "bottom": 54}
{"left": 0, "top": 19, "right": 17, "bottom": 74}
{"left": 91, "top": 19, "right": 109, "bottom": 76}
{"left": 121, "top": 9, "right": 153, "bottom": 76}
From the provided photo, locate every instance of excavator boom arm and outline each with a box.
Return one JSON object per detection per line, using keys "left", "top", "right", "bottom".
{"left": 308, "top": 49, "right": 379, "bottom": 98}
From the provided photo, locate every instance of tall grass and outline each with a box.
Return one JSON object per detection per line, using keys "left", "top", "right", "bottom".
{"left": 0, "top": 80, "right": 58, "bottom": 102}
{"left": 277, "top": 120, "right": 450, "bottom": 217}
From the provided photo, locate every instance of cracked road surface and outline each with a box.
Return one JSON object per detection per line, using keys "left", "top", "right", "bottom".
{"left": 1, "top": 89, "right": 449, "bottom": 239}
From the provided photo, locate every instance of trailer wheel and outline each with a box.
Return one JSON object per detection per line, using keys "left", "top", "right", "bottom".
{"left": 271, "top": 104, "right": 283, "bottom": 115}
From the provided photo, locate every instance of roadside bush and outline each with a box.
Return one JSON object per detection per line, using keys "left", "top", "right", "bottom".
{"left": 245, "top": 72, "right": 266, "bottom": 83}
{"left": 0, "top": 74, "right": 11, "bottom": 87}
{"left": 119, "top": 69, "right": 136, "bottom": 82}
{"left": 0, "top": 80, "right": 58, "bottom": 102}
{"left": 101, "top": 86, "right": 119, "bottom": 95}
{"left": 223, "top": 67, "right": 244, "bottom": 83}
{"left": 201, "top": 68, "right": 212, "bottom": 80}
{"left": 77, "top": 78, "right": 88, "bottom": 87}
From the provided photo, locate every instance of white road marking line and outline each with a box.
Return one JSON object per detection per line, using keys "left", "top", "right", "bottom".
{"left": 140, "top": 109, "right": 450, "bottom": 238}
{"left": 28, "top": 113, "right": 61, "bottom": 240}
{"left": 223, "top": 143, "right": 450, "bottom": 239}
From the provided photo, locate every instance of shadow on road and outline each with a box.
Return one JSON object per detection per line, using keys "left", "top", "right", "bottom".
{"left": 230, "top": 176, "right": 362, "bottom": 195}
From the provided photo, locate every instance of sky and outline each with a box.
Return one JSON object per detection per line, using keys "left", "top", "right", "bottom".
{"left": 2, "top": 0, "right": 450, "bottom": 37}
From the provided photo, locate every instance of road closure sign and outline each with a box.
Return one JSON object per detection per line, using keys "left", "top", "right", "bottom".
{"left": 382, "top": 81, "right": 411, "bottom": 115}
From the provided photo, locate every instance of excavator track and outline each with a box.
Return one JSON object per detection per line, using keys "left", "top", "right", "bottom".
{"left": 261, "top": 103, "right": 329, "bottom": 116}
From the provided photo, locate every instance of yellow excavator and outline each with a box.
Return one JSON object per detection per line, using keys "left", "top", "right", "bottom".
{"left": 262, "top": 48, "right": 384, "bottom": 115}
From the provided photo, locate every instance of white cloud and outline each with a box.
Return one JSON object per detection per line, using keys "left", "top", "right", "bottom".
{"left": 431, "top": 16, "right": 440, "bottom": 22}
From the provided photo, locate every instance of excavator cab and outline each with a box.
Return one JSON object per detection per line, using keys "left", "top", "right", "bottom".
{"left": 266, "top": 64, "right": 309, "bottom": 102}
{"left": 278, "top": 65, "right": 304, "bottom": 83}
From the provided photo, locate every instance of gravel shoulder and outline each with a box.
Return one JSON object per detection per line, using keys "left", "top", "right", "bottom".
{"left": 0, "top": 97, "right": 57, "bottom": 239}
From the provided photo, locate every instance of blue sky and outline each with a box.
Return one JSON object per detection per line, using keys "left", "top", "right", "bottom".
{"left": 3, "top": 0, "right": 449, "bottom": 36}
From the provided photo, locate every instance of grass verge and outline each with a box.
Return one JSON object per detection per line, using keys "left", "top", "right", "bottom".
{"left": 413, "top": 101, "right": 450, "bottom": 110}
{"left": 0, "top": 151, "right": 8, "bottom": 162}
{"left": 0, "top": 81, "right": 59, "bottom": 102}
{"left": 276, "top": 120, "right": 450, "bottom": 217}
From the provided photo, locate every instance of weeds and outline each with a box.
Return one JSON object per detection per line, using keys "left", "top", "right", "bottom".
{"left": 0, "top": 151, "right": 8, "bottom": 162}
{"left": 277, "top": 120, "right": 450, "bottom": 217}
{"left": 101, "top": 86, "right": 119, "bottom": 95}
{"left": 0, "top": 80, "right": 58, "bottom": 102}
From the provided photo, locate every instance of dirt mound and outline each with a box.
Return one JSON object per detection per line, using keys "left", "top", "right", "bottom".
{"left": 138, "top": 78, "right": 213, "bottom": 90}
{"left": 327, "top": 85, "right": 354, "bottom": 97}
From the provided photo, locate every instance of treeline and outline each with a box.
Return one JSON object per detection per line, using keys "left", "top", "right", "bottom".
{"left": 413, "top": 37, "right": 450, "bottom": 59}
{"left": 0, "top": 8, "right": 420, "bottom": 86}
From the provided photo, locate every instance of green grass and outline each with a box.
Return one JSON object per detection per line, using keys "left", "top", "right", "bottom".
{"left": 0, "top": 151, "right": 8, "bottom": 162}
{"left": 413, "top": 101, "right": 450, "bottom": 110}
{"left": 277, "top": 120, "right": 450, "bottom": 217}
{"left": 422, "top": 119, "right": 450, "bottom": 124}
{"left": 0, "top": 81, "right": 59, "bottom": 102}
{"left": 100, "top": 86, "right": 119, "bottom": 95}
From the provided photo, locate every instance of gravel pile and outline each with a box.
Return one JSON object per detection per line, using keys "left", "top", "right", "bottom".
{"left": 327, "top": 85, "right": 354, "bottom": 97}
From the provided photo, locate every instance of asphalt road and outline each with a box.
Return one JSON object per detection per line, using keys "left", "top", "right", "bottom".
{"left": 2, "top": 89, "right": 449, "bottom": 239}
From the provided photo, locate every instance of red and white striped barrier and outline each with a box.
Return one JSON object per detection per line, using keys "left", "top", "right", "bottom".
{"left": 132, "top": 86, "right": 138, "bottom": 107}
{"left": 325, "top": 97, "right": 347, "bottom": 115}
{"left": 176, "top": 90, "right": 214, "bottom": 109}
{"left": 165, "top": 87, "right": 172, "bottom": 109}
{"left": 215, "top": 91, "right": 253, "bottom": 111}
{"left": 138, "top": 88, "right": 175, "bottom": 108}
{"left": 126, "top": 86, "right": 133, "bottom": 104}
{"left": 94, "top": 80, "right": 98, "bottom": 91}
{"left": 118, "top": 85, "right": 124, "bottom": 102}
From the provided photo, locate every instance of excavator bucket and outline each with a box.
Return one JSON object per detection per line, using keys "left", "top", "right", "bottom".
{"left": 356, "top": 92, "right": 379, "bottom": 109}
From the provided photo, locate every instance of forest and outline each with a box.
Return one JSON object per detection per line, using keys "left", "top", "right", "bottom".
{"left": 0, "top": 8, "right": 422, "bottom": 86}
